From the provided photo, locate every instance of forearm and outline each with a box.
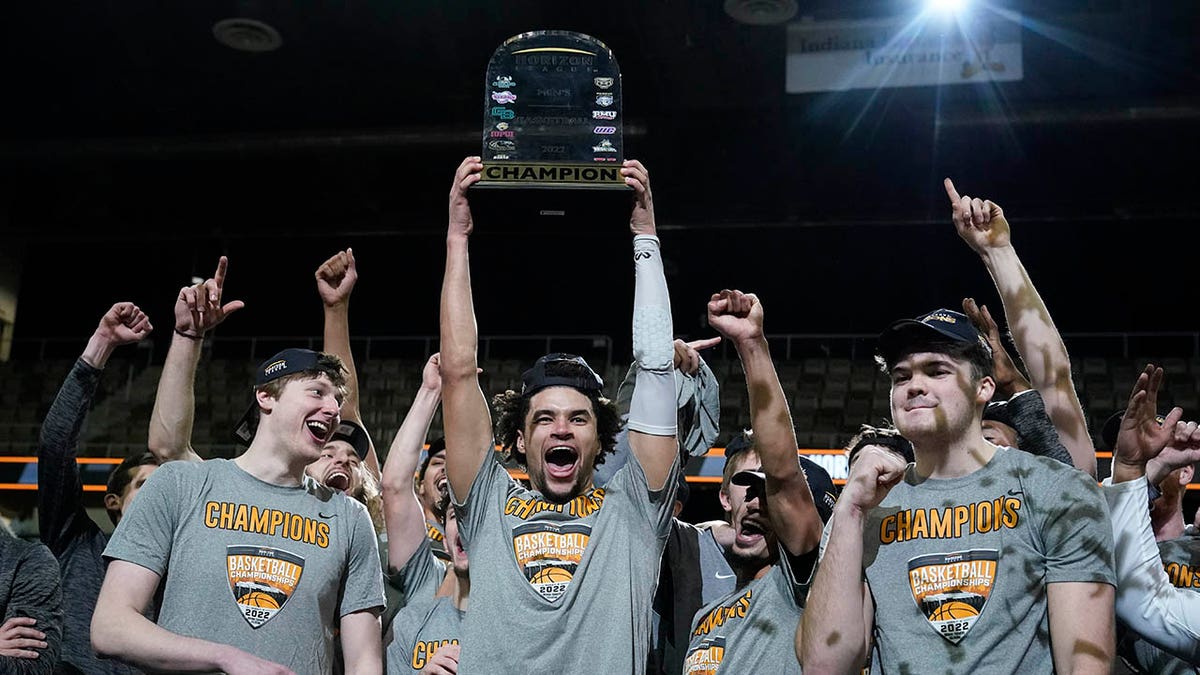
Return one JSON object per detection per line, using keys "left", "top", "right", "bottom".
{"left": 1105, "top": 479, "right": 1200, "bottom": 663}
{"left": 801, "top": 504, "right": 871, "bottom": 671}
{"left": 323, "top": 302, "right": 362, "bottom": 420}
{"left": 147, "top": 332, "right": 203, "bottom": 462}
{"left": 91, "top": 607, "right": 237, "bottom": 672}
{"left": 339, "top": 612, "right": 383, "bottom": 675}
{"left": 382, "top": 387, "right": 441, "bottom": 566}
{"left": 37, "top": 359, "right": 100, "bottom": 547}
{"left": 440, "top": 235, "right": 479, "bottom": 378}
{"left": 737, "top": 337, "right": 797, "bottom": 480}
{"left": 628, "top": 234, "right": 678, "bottom": 487}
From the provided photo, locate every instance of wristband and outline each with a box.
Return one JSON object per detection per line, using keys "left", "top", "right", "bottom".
{"left": 175, "top": 328, "right": 203, "bottom": 341}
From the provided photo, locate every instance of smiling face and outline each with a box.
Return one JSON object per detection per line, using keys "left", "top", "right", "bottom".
{"left": 443, "top": 500, "right": 469, "bottom": 578}
{"left": 718, "top": 450, "right": 775, "bottom": 570}
{"left": 889, "top": 352, "right": 994, "bottom": 444}
{"left": 517, "top": 386, "right": 601, "bottom": 503}
{"left": 418, "top": 451, "right": 447, "bottom": 513}
{"left": 306, "top": 440, "right": 363, "bottom": 496}
{"left": 258, "top": 373, "right": 343, "bottom": 463}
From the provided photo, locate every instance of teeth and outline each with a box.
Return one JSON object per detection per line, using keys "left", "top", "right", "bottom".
{"left": 306, "top": 420, "right": 329, "bottom": 435}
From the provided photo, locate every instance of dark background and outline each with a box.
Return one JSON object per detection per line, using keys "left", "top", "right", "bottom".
{"left": 1, "top": 0, "right": 1196, "bottom": 349}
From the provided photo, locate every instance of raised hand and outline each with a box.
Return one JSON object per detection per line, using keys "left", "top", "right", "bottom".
{"left": 0, "top": 617, "right": 46, "bottom": 659}
{"left": 175, "top": 256, "right": 244, "bottom": 338}
{"left": 840, "top": 446, "right": 909, "bottom": 513}
{"left": 1147, "top": 420, "right": 1200, "bottom": 486}
{"left": 962, "top": 296, "right": 1030, "bottom": 397}
{"left": 706, "top": 289, "right": 764, "bottom": 345}
{"left": 448, "top": 156, "right": 484, "bottom": 238}
{"left": 421, "top": 352, "right": 443, "bottom": 392}
{"left": 622, "top": 159, "right": 655, "bottom": 237}
{"left": 96, "top": 302, "right": 153, "bottom": 346}
{"left": 315, "top": 248, "right": 358, "bottom": 307}
{"left": 944, "top": 178, "right": 1011, "bottom": 253}
{"left": 674, "top": 336, "right": 721, "bottom": 376}
{"left": 1114, "top": 365, "right": 1185, "bottom": 475}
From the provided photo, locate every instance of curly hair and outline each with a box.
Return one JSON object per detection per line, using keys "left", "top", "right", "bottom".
{"left": 491, "top": 388, "right": 621, "bottom": 468}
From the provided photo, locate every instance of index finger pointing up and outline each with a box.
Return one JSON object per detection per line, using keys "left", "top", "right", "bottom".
{"left": 944, "top": 178, "right": 962, "bottom": 205}
{"left": 213, "top": 256, "right": 229, "bottom": 288}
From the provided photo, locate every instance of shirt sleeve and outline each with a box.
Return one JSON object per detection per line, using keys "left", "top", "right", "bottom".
{"left": 101, "top": 461, "right": 184, "bottom": 574}
{"left": 679, "top": 359, "right": 720, "bottom": 460}
{"left": 0, "top": 542, "right": 64, "bottom": 675}
{"left": 611, "top": 450, "right": 680, "bottom": 537}
{"left": 37, "top": 358, "right": 102, "bottom": 556}
{"left": 1106, "top": 477, "right": 1200, "bottom": 665}
{"left": 339, "top": 501, "right": 387, "bottom": 618}
{"left": 450, "top": 448, "right": 510, "bottom": 547}
{"left": 384, "top": 537, "right": 445, "bottom": 607}
{"left": 1034, "top": 461, "right": 1116, "bottom": 586}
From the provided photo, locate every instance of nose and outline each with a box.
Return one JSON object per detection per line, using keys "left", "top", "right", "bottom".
{"left": 550, "top": 416, "right": 573, "bottom": 438}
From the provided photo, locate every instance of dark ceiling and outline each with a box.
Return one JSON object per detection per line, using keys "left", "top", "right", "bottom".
{"left": 1, "top": 1, "right": 1197, "bottom": 339}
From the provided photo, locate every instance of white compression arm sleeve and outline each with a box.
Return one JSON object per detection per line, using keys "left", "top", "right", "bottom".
{"left": 629, "top": 234, "right": 677, "bottom": 436}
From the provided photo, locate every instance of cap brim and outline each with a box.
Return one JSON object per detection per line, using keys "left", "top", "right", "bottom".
{"left": 878, "top": 319, "right": 968, "bottom": 356}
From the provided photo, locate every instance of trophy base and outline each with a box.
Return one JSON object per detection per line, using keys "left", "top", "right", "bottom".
{"left": 471, "top": 181, "right": 632, "bottom": 232}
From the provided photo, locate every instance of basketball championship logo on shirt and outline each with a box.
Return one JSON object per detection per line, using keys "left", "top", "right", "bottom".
{"left": 226, "top": 545, "right": 305, "bottom": 628}
{"left": 907, "top": 549, "right": 997, "bottom": 643}
{"left": 511, "top": 521, "right": 591, "bottom": 602}
{"left": 426, "top": 521, "right": 445, "bottom": 543}
{"left": 683, "top": 636, "right": 726, "bottom": 675}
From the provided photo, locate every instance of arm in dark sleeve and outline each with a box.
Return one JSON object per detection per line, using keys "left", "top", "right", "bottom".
{"left": 1, "top": 543, "right": 64, "bottom": 675}
{"left": 37, "top": 359, "right": 102, "bottom": 556}
{"left": 1006, "top": 389, "right": 1075, "bottom": 467}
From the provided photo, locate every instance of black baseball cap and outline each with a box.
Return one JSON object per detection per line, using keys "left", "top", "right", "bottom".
{"left": 878, "top": 308, "right": 988, "bottom": 360}
{"left": 329, "top": 419, "right": 371, "bottom": 461}
{"left": 731, "top": 456, "right": 838, "bottom": 523}
{"left": 1101, "top": 408, "right": 1166, "bottom": 451}
{"left": 724, "top": 430, "right": 754, "bottom": 459}
{"left": 982, "top": 400, "right": 1014, "bottom": 428}
{"left": 520, "top": 353, "right": 604, "bottom": 396}
{"left": 233, "top": 348, "right": 328, "bottom": 445}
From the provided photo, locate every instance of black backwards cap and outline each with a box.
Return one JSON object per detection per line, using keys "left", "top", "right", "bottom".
{"left": 329, "top": 419, "right": 371, "bottom": 461}
{"left": 233, "top": 348, "right": 326, "bottom": 445}
{"left": 1101, "top": 408, "right": 1166, "bottom": 452}
{"left": 731, "top": 456, "right": 838, "bottom": 524}
{"left": 877, "top": 308, "right": 990, "bottom": 361}
{"left": 418, "top": 437, "right": 447, "bottom": 480}
{"left": 520, "top": 353, "right": 604, "bottom": 397}
{"left": 982, "top": 400, "right": 1014, "bottom": 428}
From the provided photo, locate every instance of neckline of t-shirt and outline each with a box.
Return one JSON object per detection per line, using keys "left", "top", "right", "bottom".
{"left": 902, "top": 446, "right": 1011, "bottom": 491}
{"left": 222, "top": 458, "right": 314, "bottom": 494}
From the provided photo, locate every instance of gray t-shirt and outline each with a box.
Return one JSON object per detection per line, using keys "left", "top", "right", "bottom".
{"left": 104, "top": 459, "right": 385, "bottom": 674}
{"left": 684, "top": 544, "right": 811, "bottom": 675}
{"left": 387, "top": 596, "right": 464, "bottom": 675}
{"left": 453, "top": 451, "right": 678, "bottom": 674}
{"left": 864, "top": 447, "right": 1115, "bottom": 674}
{"left": 1118, "top": 532, "right": 1200, "bottom": 675}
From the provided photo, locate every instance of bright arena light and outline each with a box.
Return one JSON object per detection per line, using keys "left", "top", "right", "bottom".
{"left": 927, "top": 0, "right": 967, "bottom": 14}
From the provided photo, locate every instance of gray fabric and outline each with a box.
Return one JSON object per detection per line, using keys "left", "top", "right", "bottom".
{"left": 1118, "top": 532, "right": 1200, "bottom": 674}
{"left": 426, "top": 520, "right": 450, "bottom": 561}
{"left": 684, "top": 544, "right": 809, "bottom": 675}
{"left": 36, "top": 358, "right": 143, "bottom": 674}
{"left": 864, "top": 447, "right": 1115, "bottom": 674}
{"left": 103, "top": 459, "right": 385, "bottom": 674}
{"left": 453, "top": 451, "right": 678, "bottom": 674}
{"left": 1005, "top": 389, "right": 1074, "bottom": 467}
{"left": 0, "top": 530, "right": 63, "bottom": 675}
{"left": 382, "top": 536, "right": 446, "bottom": 633}
{"left": 651, "top": 523, "right": 736, "bottom": 675}
{"left": 386, "top": 596, "right": 464, "bottom": 675}
{"left": 595, "top": 358, "right": 720, "bottom": 487}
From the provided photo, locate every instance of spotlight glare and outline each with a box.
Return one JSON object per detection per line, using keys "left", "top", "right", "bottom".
{"left": 927, "top": 0, "right": 967, "bottom": 14}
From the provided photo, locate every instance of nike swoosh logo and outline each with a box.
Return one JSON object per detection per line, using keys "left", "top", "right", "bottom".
{"left": 1006, "top": 489, "right": 1023, "bottom": 497}
{"left": 715, "top": 572, "right": 735, "bottom": 580}
{"left": 318, "top": 512, "right": 337, "bottom": 519}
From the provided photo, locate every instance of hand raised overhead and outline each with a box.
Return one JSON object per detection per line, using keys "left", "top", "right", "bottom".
{"left": 622, "top": 159, "right": 656, "bottom": 237}
{"left": 97, "top": 302, "right": 153, "bottom": 345}
{"left": 175, "top": 256, "right": 244, "bottom": 338}
{"left": 706, "top": 289, "right": 764, "bottom": 345}
{"left": 315, "top": 248, "right": 358, "bottom": 307}
{"left": 1114, "top": 365, "right": 1184, "bottom": 471}
{"left": 944, "top": 178, "right": 1010, "bottom": 252}
{"left": 448, "top": 156, "right": 484, "bottom": 238}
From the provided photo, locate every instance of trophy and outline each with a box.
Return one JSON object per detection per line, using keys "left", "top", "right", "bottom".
{"left": 470, "top": 30, "right": 631, "bottom": 231}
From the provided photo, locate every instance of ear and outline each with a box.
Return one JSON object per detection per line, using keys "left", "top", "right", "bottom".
{"left": 104, "top": 493, "right": 122, "bottom": 513}
{"left": 256, "top": 387, "right": 276, "bottom": 413}
{"left": 976, "top": 375, "right": 996, "bottom": 407}
{"left": 516, "top": 429, "right": 525, "bottom": 454}
{"left": 1181, "top": 465, "right": 1195, "bottom": 486}
{"left": 718, "top": 488, "right": 731, "bottom": 513}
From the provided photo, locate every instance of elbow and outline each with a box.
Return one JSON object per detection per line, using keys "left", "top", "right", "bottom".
{"left": 90, "top": 607, "right": 125, "bottom": 660}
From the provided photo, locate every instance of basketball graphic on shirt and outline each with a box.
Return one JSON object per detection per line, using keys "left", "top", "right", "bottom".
{"left": 512, "top": 522, "right": 592, "bottom": 602}
{"left": 907, "top": 549, "right": 997, "bottom": 644}
{"left": 227, "top": 545, "right": 305, "bottom": 628}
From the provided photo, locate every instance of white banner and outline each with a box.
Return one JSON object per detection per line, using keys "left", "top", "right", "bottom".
{"left": 786, "top": 12, "right": 1023, "bottom": 93}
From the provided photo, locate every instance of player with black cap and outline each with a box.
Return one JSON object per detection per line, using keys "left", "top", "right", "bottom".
{"left": 681, "top": 289, "right": 827, "bottom": 675}
{"left": 803, "top": 304, "right": 1116, "bottom": 674}
{"left": 93, "top": 346, "right": 385, "bottom": 674}
{"left": 438, "top": 156, "right": 681, "bottom": 674}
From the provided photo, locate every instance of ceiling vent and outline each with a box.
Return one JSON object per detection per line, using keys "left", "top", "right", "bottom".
{"left": 213, "top": 18, "right": 283, "bottom": 53}
{"left": 724, "top": 0, "right": 799, "bottom": 25}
